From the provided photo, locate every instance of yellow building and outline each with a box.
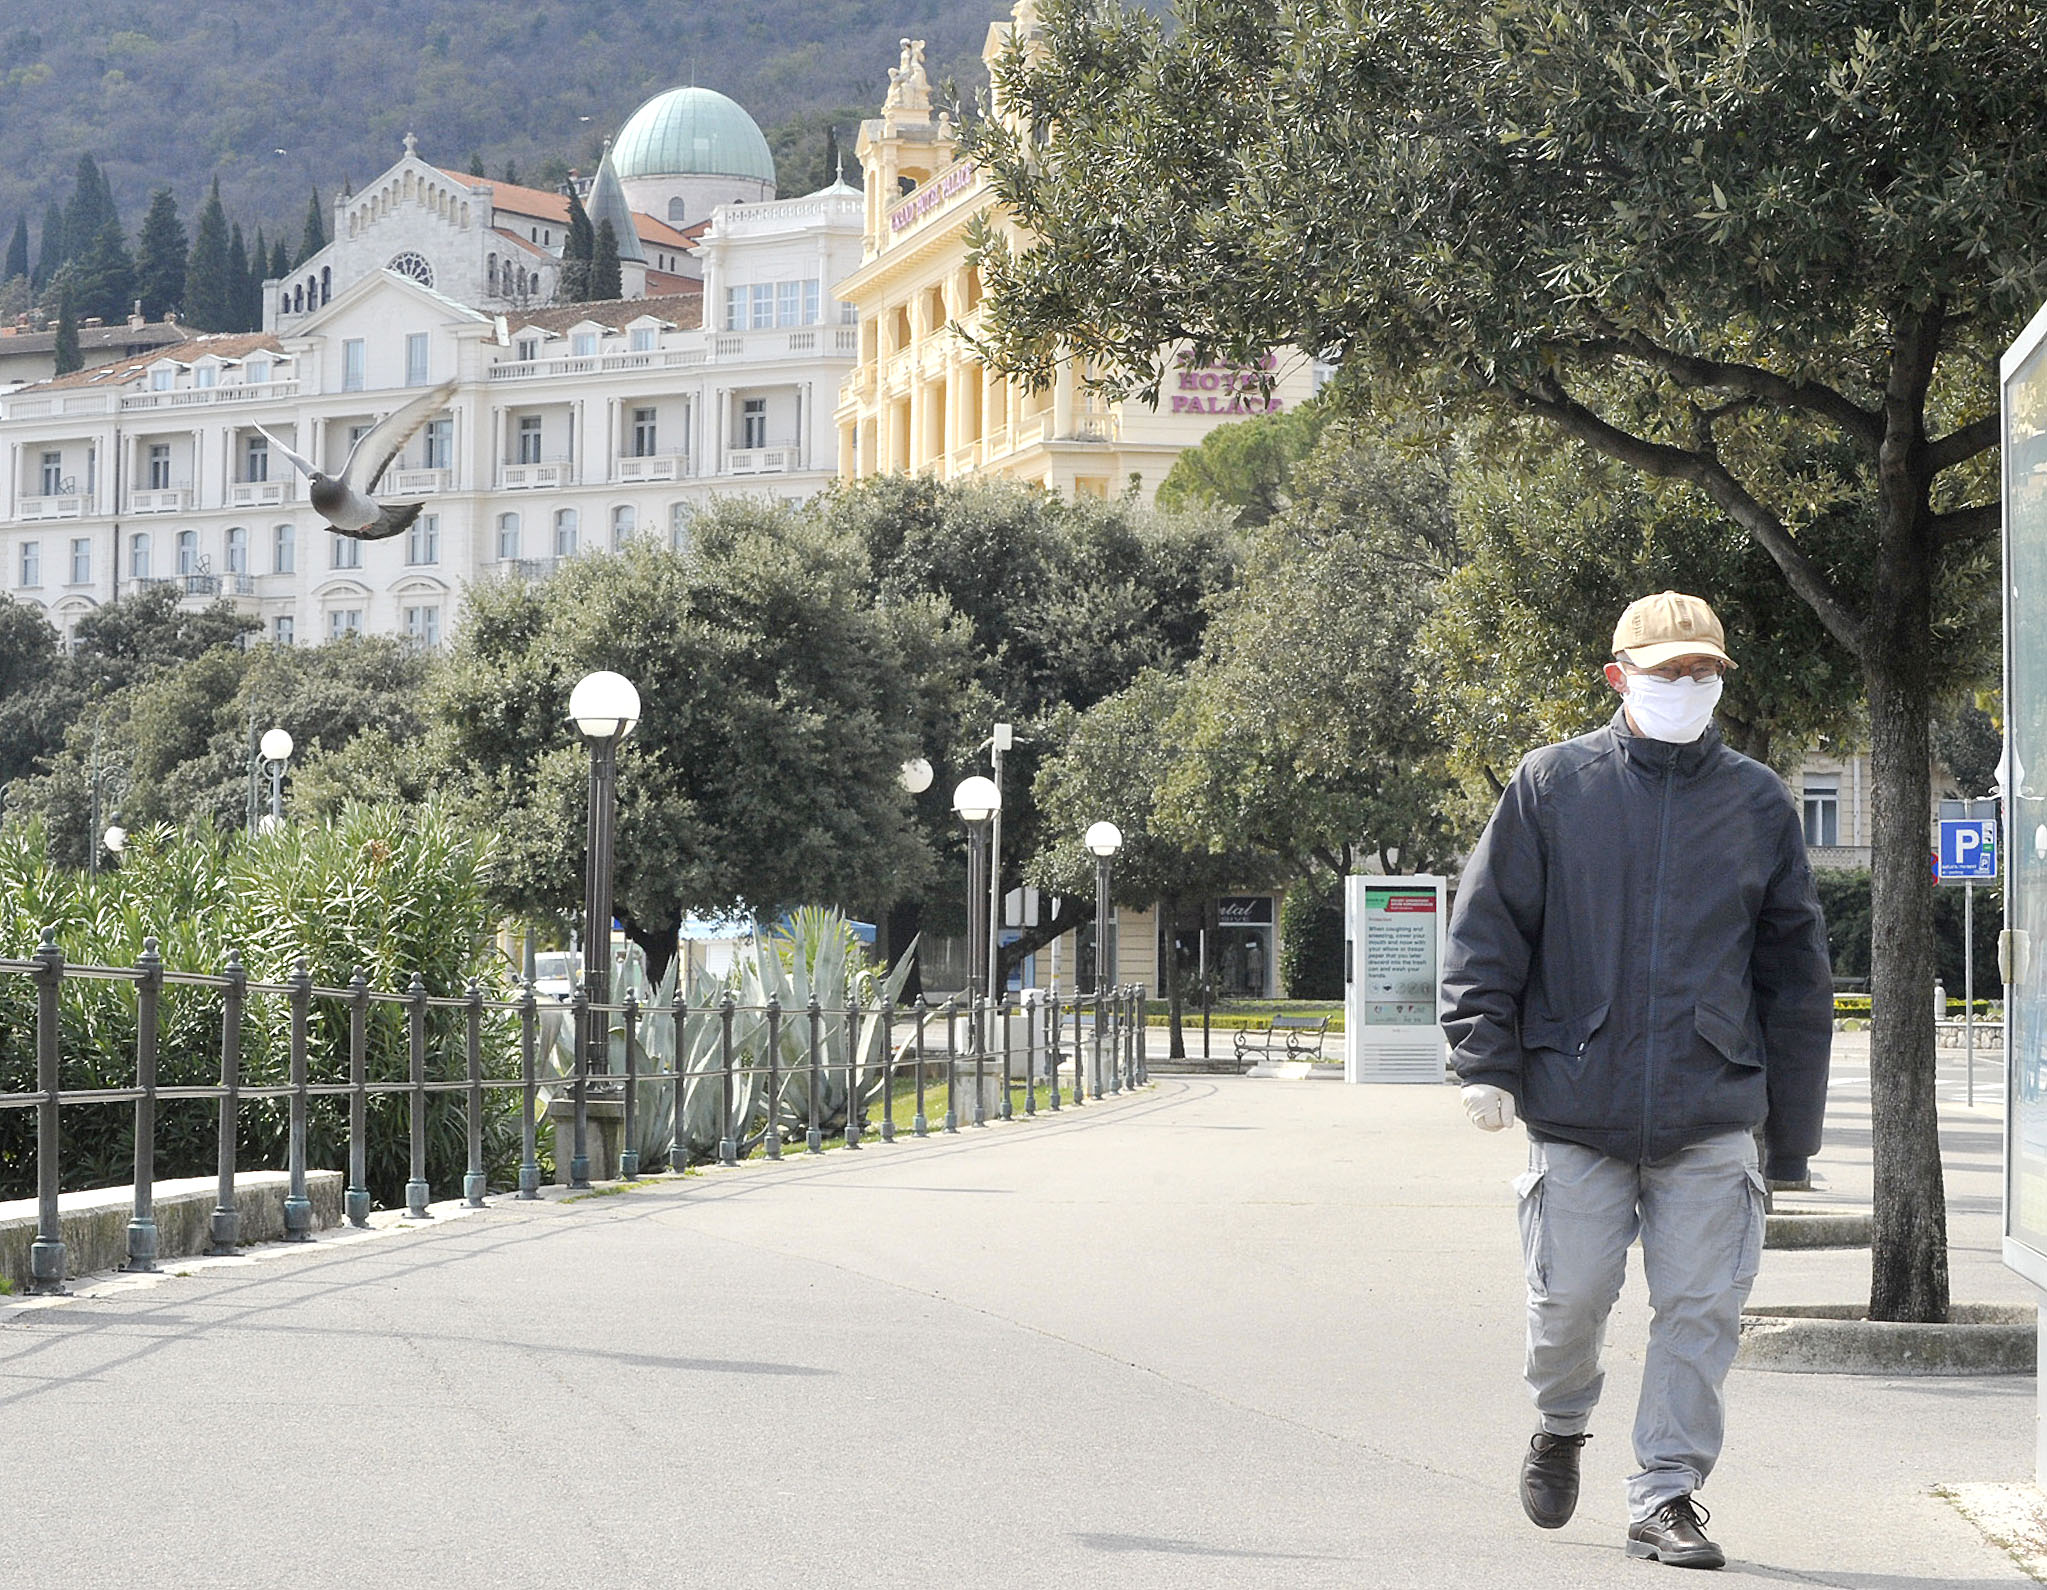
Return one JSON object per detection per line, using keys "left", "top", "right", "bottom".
{"left": 833, "top": 18, "right": 1317, "bottom": 503}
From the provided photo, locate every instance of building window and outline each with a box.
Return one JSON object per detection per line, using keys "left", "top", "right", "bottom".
{"left": 804, "top": 280, "right": 821, "bottom": 325}
{"left": 611, "top": 505, "right": 634, "bottom": 547}
{"left": 175, "top": 530, "right": 197, "bottom": 576}
{"left": 629, "top": 326, "right": 656, "bottom": 353}
{"left": 496, "top": 512, "right": 521, "bottom": 560}
{"left": 17, "top": 541, "right": 38, "bottom": 586}
{"left": 343, "top": 338, "right": 365, "bottom": 392}
{"left": 553, "top": 508, "right": 578, "bottom": 557}
{"left": 129, "top": 532, "right": 150, "bottom": 580}
{"left": 516, "top": 337, "right": 539, "bottom": 362}
{"left": 147, "top": 444, "right": 171, "bottom": 490}
{"left": 517, "top": 416, "right": 542, "bottom": 465}
{"left": 224, "top": 526, "right": 248, "bottom": 576}
{"left": 39, "top": 451, "right": 61, "bottom": 496}
{"left": 572, "top": 330, "right": 598, "bottom": 357}
{"left": 839, "top": 299, "right": 858, "bottom": 325}
{"left": 631, "top": 407, "right": 657, "bottom": 457}
{"left": 1803, "top": 779, "right": 1840, "bottom": 849}
{"left": 196, "top": 365, "right": 216, "bottom": 388}
{"left": 387, "top": 251, "right": 434, "bottom": 288}
{"left": 750, "top": 283, "right": 773, "bottom": 329}
{"left": 407, "top": 513, "right": 439, "bottom": 565}
{"left": 669, "top": 501, "right": 694, "bottom": 550}
{"left": 273, "top": 523, "right": 295, "bottom": 574}
{"left": 69, "top": 538, "right": 89, "bottom": 584}
{"left": 405, "top": 332, "right": 430, "bottom": 387}
{"left": 246, "top": 358, "right": 268, "bottom": 385}
{"left": 423, "top": 416, "right": 451, "bottom": 471}
{"left": 274, "top": 615, "right": 295, "bottom": 646}
{"left": 327, "top": 609, "right": 363, "bottom": 641}
{"left": 724, "top": 286, "right": 745, "bottom": 332}
{"left": 331, "top": 534, "right": 361, "bottom": 570}
{"left": 151, "top": 367, "right": 173, "bottom": 391}
{"left": 403, "top": 605, "right": 441, "bottom": 647}
{"left": 777, "top": 280, "right": 801, "bottom": 327}
{"left": 245, "top": 434, "right": 269, "bottom": 483}
{"left": 741, "top": 398, "right": 767, "bottom": 450}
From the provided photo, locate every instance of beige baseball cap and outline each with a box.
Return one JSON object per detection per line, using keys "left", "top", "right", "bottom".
{"left": 1611, "top": 590, "right": 1736, "bottom": 670}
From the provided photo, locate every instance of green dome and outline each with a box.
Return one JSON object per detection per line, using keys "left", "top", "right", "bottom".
{"left": 613, "top": 87, "right": 776, "bottom": 185}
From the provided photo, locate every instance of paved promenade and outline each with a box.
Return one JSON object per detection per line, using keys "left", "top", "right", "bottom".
{"left": 0, "top": 1043, "right": 2034, "bottom": 1588}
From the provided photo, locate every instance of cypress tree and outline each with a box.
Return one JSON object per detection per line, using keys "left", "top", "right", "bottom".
{"left": 72, "top": 215, "right": 136, "bottom": 324}
{"left": 62, "top": 157, "right": 117, "bottom": 270}
{"left": 4, "top": 216, "right": 27, "bottom": 283}
{"left": 502, "top": 160, "right": 519, "bottom": 185}
{"left": 268, "top": 236, "right": 290, "bottom": 283}
{"left": 135, "top": 190, "right": 186, "bottom": 321}
{"left": 297, "top": 188, "right": 325, "bottom": 265}
{"left": 227, "top": 222, "right": 252, "bottom": 332}
{"left": 590, "top": 219, "right": 622, "bottom": 301}
{"left": 467, "top": 153, "right": 486, "bottom": 177}
{"left": 249, "top": 227, "right": 269, "bottom": 326}
{"left": 184, "top": 178, "right": 231, "bottom": 331}
{"left": 560, "top": 187, "right": 595, "bottom": 301}
{"left": 33, "top": 200, "right": 64, "bottom": 287}
{"left": 52, "top": 289, "right": 80, "bottom": 376}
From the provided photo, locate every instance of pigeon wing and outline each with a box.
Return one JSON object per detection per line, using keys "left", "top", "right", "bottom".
{"left": 340, "top": 378, "right": 459, "bottom": 493}
{"left": 252, "top": 423, "right": 319, "bottom": 480}
{"left": 351, "top": 500, "right": 428, "bottom": 542}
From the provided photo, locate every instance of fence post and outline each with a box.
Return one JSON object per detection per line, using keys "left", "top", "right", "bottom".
{"left": 763, "top": 995, "right": 783, "bottom": 1161}
{"left": 973, "top": 994, "right": 990, "bottom": 1127}
{"left": 620, "top": 990, "right": 641, "bottom": 1181}
{"left": 126, "top": 936, "right": 162, "bottom": 1272}
{"left": 465, "top": 978, "right": 487, "bottom": 1206}
{"left": 1073, "top": 993, "right": 1086, "bottom": 1106}
{"left": 405, "top": 972, "right": 431, "bottom": 1218}
{"left": 850, "top": 991, "right": 878, "bottom": 1152}
{"left": 29, "top": 928, "right": 66, "bottom": 1293}
{"left": 1000, "top": 996, "right": 1014, "bottom": 1121}
{"left": 942, "top": 997, "right": 960, "bottom": 1133}
{"left": 1047, "top": 993, "right": 1061, "bottom": 1113}
{"left": 806, "top": 995, "right": 824, "bottom": 1154}
{"left": 210, "top": 948, "right": 245, "bottom": 1255}
{"left": 346, "top": 969, "right": 370, "bottom": 1226}
{"left": 1092, "top": 987, "right": 1105, "bottom": 1102}
{"left": 1024, "top": 992, "right": 1037, "bottom": 1117}
{"left": 910, "top": 996, "right": 927, "bottom": 1138}
{"left": 518, "top": 980, "right": 540, "bottom": 1199}
{"left": 1133, "top": 985, "right": 1146, "bottom": 1085}
{"left": 718, "top": 991, "right": 737, "bottom": 1165}
{"left": 284, "top": 960, "right": 313, "bottom": 1240}
{"left": 569, "top": 984, "right": 592, "bottom": 1188}
{"left": 668, "top": 982, "right": 688, "bottom": 1173}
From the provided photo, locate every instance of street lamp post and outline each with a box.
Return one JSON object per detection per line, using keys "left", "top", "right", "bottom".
{"left": 985, "top": 723, "right": 1011, "bottom": 1008}
{"left": 1085, "top": 821, "right": 1122, "bottom": 1098}
{"left": 247, "top": 727, "right": 292, "bottom": 835}
{"left": 953, "top": 776, "right": 1001, "bottom": 1132}
{"left": 568, "top": 670, "right": 641, "bottom": 1187}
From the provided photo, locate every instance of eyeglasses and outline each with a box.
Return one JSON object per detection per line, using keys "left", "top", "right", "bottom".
{"left": 1623, "top": 659, "right": 1727, "bottom": 684}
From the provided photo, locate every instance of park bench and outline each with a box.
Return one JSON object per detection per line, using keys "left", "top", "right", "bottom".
{"left": 1234, "top": 1014, "right": 1333, "bottom": 1068}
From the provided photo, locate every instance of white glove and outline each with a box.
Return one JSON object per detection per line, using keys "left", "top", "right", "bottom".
{"left": 1462, "top": 1084, "right": 1516, "bottom": 1131}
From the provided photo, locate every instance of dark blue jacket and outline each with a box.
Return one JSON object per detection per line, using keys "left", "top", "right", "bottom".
{"left": 1440, "top": 710, "right": 1832, "bottom": 1177}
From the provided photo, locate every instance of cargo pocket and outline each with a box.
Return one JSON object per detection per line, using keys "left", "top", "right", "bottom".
{"left": 1515, "top": 1163, "right": 1548, "bottom": 1293}
{"left": 1734, "top": 1164, "right": 1768, "bottom": 1289}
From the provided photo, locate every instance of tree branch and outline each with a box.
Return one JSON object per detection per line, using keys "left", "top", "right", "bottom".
{"left": 1925, "top": 414, "right": 1999, "bottom": 475}
{"left": 1572, "top": 328, "right": 1883, "bottom": 453}
{"left": 1933, "top": 501, "right": 2000, "bottom": 545}
{"left": 1503, "top": 373, "right": 1869, "bottom": 657}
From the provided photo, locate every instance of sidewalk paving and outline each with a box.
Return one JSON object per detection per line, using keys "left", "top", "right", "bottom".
{"left": 0, "top": 1035, "right": 2033, "bottom": 1589}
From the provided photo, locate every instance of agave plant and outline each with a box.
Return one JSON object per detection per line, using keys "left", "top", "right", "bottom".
{"left": 756, "top": 907, "right": 915, "bottom": 1140}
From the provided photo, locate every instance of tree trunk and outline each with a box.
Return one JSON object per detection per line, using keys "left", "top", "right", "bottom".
{"left": 1863, "top": 453, "right": 1950, "bottom": 1323}
{"left": 623, "top": 915, "right": 678, "bottom": 989}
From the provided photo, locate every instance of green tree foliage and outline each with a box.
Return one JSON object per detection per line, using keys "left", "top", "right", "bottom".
{"left": 134, "top": 188, "right": 186, "bottom": 321}
{"left": 0, "top": 595, "right": 64, "bottom": 791}
{"left": 589, "top": 218, "right": 622, "bottom": 302}
{"left": 434, "top": 517, "right": 946, "bottom": 980}
{"left": 51, "top": 287, "right": 79, "bottom": 374}
{"left": 962, "top": 0, "right": 2027, "bottom": 1324}
{"left": 4, "top": 214, "right": 26, "bottom": 282}
{"left": 183, "top": 177, "right": 231, "bottom": 331}
{"left": 1277, "top": 877, "right": 1342, "bottom": 1000}
{"left": 1155, "top": 404, "right": 1329, "bottom": 528}
{"left": 226, "top": 222, "right": 252, "bottom": 332}
{"left": 766, "top": 105, "right": 873, "bottom": 195}
{"left": 558, "top": 187, "right": 595, "bottom": 301}
{"left": 58, "top": 155, "right": 116, "bottom": 276}
{"left": 267, "top": 235, "right": 289, "bottom": 285}
{"left": 297, "top": 187, "right": 325, "bottom": 265}
{"left": 31, "top": 200, "right": 61, "bottom": 287}
{"left": 70, "top": 214, "right": 136, "bottom": 324}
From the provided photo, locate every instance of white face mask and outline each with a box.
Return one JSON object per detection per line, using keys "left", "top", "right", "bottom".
{"left": 1624, "top": 673, "right": 1722, "bottom": 743}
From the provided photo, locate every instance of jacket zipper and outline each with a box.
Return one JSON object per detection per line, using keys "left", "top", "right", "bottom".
{"left": 1643, "top": 752, "right": 1677, "bottom": 1161}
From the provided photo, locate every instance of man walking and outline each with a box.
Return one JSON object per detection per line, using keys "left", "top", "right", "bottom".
{"left": 1441, "top": 591, "right": 1832, "bottom": 1569}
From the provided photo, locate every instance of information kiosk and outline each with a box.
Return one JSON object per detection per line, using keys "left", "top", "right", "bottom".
{"left": 1343, "top": 874, "right": 1448, "bottom": 1083}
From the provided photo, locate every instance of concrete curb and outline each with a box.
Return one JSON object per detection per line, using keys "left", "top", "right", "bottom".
{"left": 1737, "top": 1302, "right": 2035, "bottom": 1375}
{"left": 1764, "top": 1207, "right": 1873, "bottom": 1248}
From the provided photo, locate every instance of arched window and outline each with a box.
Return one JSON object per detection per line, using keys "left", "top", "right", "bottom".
{"left": 291, "top": 285, "right": 303, "bottom": 315}
{"left": 320, "top": 266, "right": 331, "bottom": 305}
{"left": 667, "top": 196, "right": 687, "bottom": 224}
{"left": 553, "top": 508, "right": 578, "bottom": 558}
{"left": 175, "top": 530, "right": 198, "bottom": 576}
{"left": 129, "top": 532, "right": 150, "bottom": 580}
{"left": 387, "top": 252, "right": 433, "bottom": 288}
{"left": 487, "top": 255, "right": 498, "bottom": 295}
{"left": 224, "top": 526, "right": 248, "bottom": 576}
{"left": 669, "top": 501, "right": 694, "bottom": 551}
{"left": 611, "top": 505, "right": 634, "bottom": 547}
{"left": 496, "top": 512, "right": 520, "bottom": 561}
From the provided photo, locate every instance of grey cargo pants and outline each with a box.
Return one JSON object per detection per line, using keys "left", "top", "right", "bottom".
{"left": 1515, "top": 1128, "right": 1766, "bottom": 1521}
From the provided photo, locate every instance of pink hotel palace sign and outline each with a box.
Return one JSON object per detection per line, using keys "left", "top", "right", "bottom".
{"left": 889, "top": 163, "right": 980, "bottom": 233}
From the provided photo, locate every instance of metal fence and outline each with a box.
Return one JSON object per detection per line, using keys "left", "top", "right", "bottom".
{"left": 0, "top": 927, "right": 1148, "bottom": 1296}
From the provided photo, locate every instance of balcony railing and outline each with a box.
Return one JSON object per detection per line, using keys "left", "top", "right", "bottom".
{"left": 499, "top": 462, "right": 573, "bottom": 490}
{"left": 614, "top": 454, "right": 689, "bottom": 482}
{"left": 120, "top": 381, "right": 302, "bottom": 413}
{"left": 388, "top": 468, "right": 451, "bottom": 495}
{"left": 725, "top": 447, "right": 799, "bottom": 475}
{"left": 130, "top": 489, "right": 192, "bottom": 514}
{"left": 18, "top": 494, "right": 86, "bottom": 520}
{"left": 226, "top": 481, "right": 290, "bottom": 508}
{"left": 499, "top": 557, "right": 559, "bottom": 580}
{"left": 140, "top": 573, "right": 255, "bottom": 599}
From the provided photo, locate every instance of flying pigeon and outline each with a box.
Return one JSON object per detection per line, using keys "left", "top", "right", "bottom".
{"left": 253, "top": 378, "right": 458, "bottom": 540}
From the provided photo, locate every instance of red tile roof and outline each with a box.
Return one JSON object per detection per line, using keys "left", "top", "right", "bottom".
{"left": 503, "top": 292, "right": 704, "bottom": 336}
{"left": 23, "top": 332, "right": 287, "bottom": 392}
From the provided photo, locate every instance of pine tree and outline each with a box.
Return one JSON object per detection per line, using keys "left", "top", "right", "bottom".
{"left": 590, "top": 219, "right": 622, "bottom": 301}
{"left": 52, "top": 289, "right": 80, "bottom": 376}
{"left": 227, "top": 222, "right": 252, "bottom": 332}
{"left": 4, "top": 216, "right": 27, "bottom": 283}
{"left": 61, "top": 156, "right": 117, "bottom": 273}
{"left": 268, "top": 236, "right": 290, "bottom": 283}
{"left": 502, "top": 160, "right": 519, "bottom": 186}
{"left": 560, "top": 187, "right": 595, "bottom": 301}
{"left": 33, "top": 201, "right": 63, "bottom": 288}
{"left": 71, "top": 216, "right": 135, "bottom": 324}
{"left": 135, "top": 190, "right": 186, "bottom": 321}
{"left": 467, "top": 153, "right": 486, "bottom": 177}
{"left": 184, "top": 178, "right": 231, "bottom": 332}
{"left": 298, "top": 188, "right": 325, "bottom": 266}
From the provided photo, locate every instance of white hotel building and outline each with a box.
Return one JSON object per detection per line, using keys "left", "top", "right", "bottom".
{"left": 0, "top": 87, "right": 863, "bottom": 647}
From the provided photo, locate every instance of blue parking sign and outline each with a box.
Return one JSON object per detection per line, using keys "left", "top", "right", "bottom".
{"left": 1937, "top": 818, "right": 1998, "bottom": 880}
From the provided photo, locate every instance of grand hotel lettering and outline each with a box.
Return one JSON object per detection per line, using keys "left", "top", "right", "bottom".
{"left": 889, "top": 164, "right": 979, "bottom": 233}
{"left": 1170, "top": 352, "right": 1285, "bottom": 416}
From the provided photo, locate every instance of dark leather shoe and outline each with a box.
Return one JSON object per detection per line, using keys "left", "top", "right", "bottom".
{"left": 1519, "top": 1430, "right": 1588, "bottom": 1529}
{"left": 1626, "top": 1495, "right": 1725, "bottom": 1569}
